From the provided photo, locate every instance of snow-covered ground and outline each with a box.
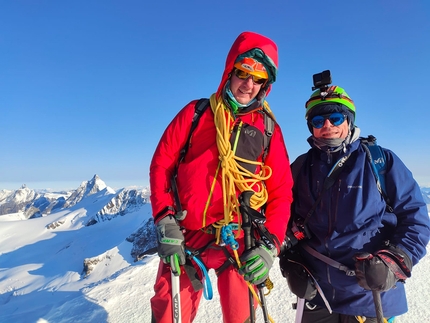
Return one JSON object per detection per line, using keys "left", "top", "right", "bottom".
{"left": 0, "top": 200, "right": 429, "bottom": 322}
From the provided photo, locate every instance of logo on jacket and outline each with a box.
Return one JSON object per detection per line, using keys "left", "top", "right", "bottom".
{"left": 244, "top": 128, "right": 257, "bottom": 137}
{"left": 374, "top": 157, "right": 384, "bottom": 164}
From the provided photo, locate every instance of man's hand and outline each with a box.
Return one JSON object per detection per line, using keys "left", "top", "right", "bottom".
{"left": 156, "top": 214, "right": 186, "bottom": 265}
{"left": 354, "top": 246, "right": 412, "bottom": 292}
{"left": 354, "top": 252, "right": 397, "bottom": 291}
{"left": 239, "top": 244, "right": 277, "bottom": 285}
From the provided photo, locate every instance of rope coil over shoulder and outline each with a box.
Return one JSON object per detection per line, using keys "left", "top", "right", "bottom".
{"left": 206, "top": 93, "right": 272, "bottom": 241}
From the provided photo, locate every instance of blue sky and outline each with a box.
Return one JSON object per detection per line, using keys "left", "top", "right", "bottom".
{"left": 1, "top": 1, "right": 430, "bottom": 191}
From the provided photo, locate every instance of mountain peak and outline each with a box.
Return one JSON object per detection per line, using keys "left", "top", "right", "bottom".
{"left": 86, "top": 174, "right": 107, "bottom": 195}
{"left": 65, "top": 174, "right": 114, "bottom": 208}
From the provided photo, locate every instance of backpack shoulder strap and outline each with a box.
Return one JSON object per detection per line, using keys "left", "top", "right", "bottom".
{"left": 262, "top": 101, "right": 276, "bottom": 160}
{"left": 262, "top": 113, "right": 275, "bottom": 160}
{"left": 360, "top": 135, "right": 393, "bottom": 212}
{"left": 171, "top": 98, "right": 210, "bottom": 213}
{"left": 178, "top": 98, "right": 210, "bottom": 164}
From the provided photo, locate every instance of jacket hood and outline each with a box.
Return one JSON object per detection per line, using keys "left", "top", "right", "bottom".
{"left": 216, "top": 31, "right": 278, "bottom": 99}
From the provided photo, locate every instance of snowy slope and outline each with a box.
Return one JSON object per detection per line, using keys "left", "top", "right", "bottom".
{"left": 0, "top": 183, "right": 429, "bottom": 322}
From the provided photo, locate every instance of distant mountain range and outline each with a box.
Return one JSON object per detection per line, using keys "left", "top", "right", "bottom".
{"left": 1, "top": 177, "right": 429, "bottom": 218}
{"left": 0, "top": 174, "right": 150, "bottom": 219}
{"left": 0, "top": 174, "right": 156, "bottom": 260}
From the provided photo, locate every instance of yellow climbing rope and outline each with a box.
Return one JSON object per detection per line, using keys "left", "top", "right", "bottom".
{"left": 191, "top": 93, "right": 276, "bottom": 319}
{"left": 204, "top": 93, "right": 272, "bottom": 238}
{"left": 202, "top": 93, "right": 276, "bottom": 322}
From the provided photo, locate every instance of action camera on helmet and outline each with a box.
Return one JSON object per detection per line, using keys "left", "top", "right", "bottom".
{"left": 312, "top": 70, "right": 332, "bottom": 91}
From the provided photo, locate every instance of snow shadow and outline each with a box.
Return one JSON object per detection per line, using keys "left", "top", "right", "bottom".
{"left": 0, "top": 288, "right": 108, "bottom": 323}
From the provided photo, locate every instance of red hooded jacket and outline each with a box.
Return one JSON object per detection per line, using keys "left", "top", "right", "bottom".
{"left": 150, "top": 31, "right": 293, "bottom": 244}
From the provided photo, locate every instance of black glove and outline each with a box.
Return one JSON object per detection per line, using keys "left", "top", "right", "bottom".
{"left": 156, "top": 213, "right": 186, "bottom": 265}
{"left": 354, "top": 245, "right": 412, "bottom": 292}
{"left": 239, "top": 244, "right": 277, "bottom": 285}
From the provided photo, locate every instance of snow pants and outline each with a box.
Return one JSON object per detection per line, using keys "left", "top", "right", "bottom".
{"left": 150, "top": 229, "right": 256, "bottom": 323}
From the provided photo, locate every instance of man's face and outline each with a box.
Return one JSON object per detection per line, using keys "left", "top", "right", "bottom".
{"left": 229, "top": 70, "right": 264, "bottom": 105}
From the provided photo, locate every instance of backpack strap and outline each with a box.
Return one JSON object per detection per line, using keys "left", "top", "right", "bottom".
{"left": 261, "top": 101, "right": 276, "bottom": 161}
{"left": 178, "top": 98, "right": 210, "bottom": 164}
{"left": 262, "top": 113, "right": 274, "bottom": 160}
{"left": 171, "top": 98, "right": 210, "bottom": 213}
{"left": 360, "top": 135, "right": 393, "bottom": 212}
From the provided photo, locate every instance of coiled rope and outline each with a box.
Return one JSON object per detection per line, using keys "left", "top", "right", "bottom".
{"left": 201, "top": 93, "right": 276, "bottom": 322}
{"left": 203, "top": 93, "right": 272, "bottom": 243}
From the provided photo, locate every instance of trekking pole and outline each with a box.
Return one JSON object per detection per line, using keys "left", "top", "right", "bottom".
{"left": 355, "top": 253, "right": 384, "bottom": 323}
{"left": 239, "top": 191, "right": 270, "bottom": 323}
{"left": 372, "top": 290, "right": 384, "bottom": 323}
{"left": 295, "top": 297, "right": 305, "bottom": 323}
{"left": 240, "top": 191, "right": 256, "bottom": 323}
{"left": 170, "top": 254, "right": 182, "bottom": 323}
{"left": 257, "top": 286, "right": 270, "bottom": 323}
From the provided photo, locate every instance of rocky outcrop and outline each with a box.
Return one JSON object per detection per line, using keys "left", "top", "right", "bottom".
{"left": 126, "top": 218, "right": 157, "bottom": 262}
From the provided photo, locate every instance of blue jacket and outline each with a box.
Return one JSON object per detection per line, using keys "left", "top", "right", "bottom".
{"left": 292, "top": 136, "right": 430, "bottom": 317}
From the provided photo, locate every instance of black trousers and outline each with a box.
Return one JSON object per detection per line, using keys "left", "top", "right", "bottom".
{"left": 301, "top": 303, "right": 385, "bottom": 323}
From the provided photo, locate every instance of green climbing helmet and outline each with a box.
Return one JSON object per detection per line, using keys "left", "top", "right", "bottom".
{"left": 305, "top": 85, "right": 355, "bottom": 119}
